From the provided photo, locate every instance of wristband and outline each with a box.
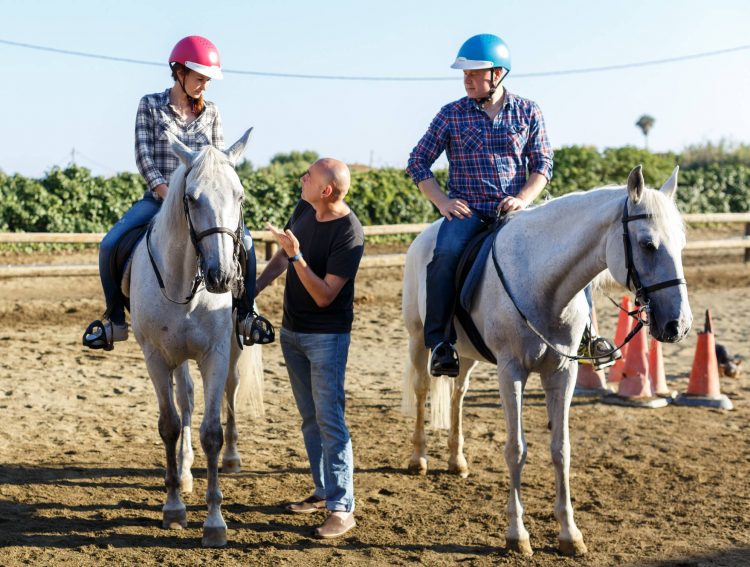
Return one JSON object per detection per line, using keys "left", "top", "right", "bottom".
{"left": 289, "top": 252, "right": 303, "bottom": 263}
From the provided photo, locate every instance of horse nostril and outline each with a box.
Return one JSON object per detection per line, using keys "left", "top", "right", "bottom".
{"left": 664, "top": 320, "right": 680, "bottom": 339}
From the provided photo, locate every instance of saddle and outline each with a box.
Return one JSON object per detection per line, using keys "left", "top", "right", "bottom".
{"left": 108, "top": 223, "right": 150, "bottom": 314}
{"left": 451, "top": 220, "right": 505, "bottom": 365}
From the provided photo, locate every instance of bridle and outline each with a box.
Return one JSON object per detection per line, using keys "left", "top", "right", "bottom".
{"left": 491, "top": 195, "right": 687, "bottom": 363}
{"left": 147, "top": 166, "right": 244, "bottom": 305}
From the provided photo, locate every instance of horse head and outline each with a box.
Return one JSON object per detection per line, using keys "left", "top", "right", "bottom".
{"left": 605, "top": 165, "right": 692, "bottom": 342}
{"left": 167, "top": 128, "right": 253, "bottom": 294}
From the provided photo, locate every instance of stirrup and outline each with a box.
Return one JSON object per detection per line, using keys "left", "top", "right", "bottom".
{"left": 236, "top": 312, "right": 275, "bottom": 348}
{"left": 430, "top": 342, "right": 460, "bottom": 378}
{"left": 82, "top": 319, "right": 127, "bottom": 351}
{"left": 579, "top": 328, "right": 621, "bottom": 371}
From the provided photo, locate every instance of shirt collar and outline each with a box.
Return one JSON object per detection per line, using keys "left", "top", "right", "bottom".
{"left": 463, "top": 89, "right": 516, "bottom": 113}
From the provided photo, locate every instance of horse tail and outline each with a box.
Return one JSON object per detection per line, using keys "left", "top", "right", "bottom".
{"left": 400, "top": 338, "right": 452, "bottom": 430}
{"left": 235, "top": 343, "right": 265, "bottom": 418}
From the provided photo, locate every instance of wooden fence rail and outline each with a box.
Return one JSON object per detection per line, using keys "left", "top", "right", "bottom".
{"left": 1, "top": 214, "right": 749, "bottom": 278}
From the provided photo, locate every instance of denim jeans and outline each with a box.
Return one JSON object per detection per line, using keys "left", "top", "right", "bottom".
{"left": 98, "top": 193, "right": 259, "bottom": 324}
{"left": 280, "top": 328, "right": 354, "bottom": 513}
{"left": 424, "top": 211, "right": 488, "bottom": 348}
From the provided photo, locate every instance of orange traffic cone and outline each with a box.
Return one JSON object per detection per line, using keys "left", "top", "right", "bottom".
{"left": 649, "top": 338, "right": 675, "bottom": 398}
{"left": 607, "top": 296, "right": 633, "bottom": 383}
{"left": 603, "top": 325, "right": 668, "bottom": 408}
{"left": 575, "top": 305, "right": 612, "bottom": 396}
{"left": 674, "top": 310, "right": 733, "bottom": 409}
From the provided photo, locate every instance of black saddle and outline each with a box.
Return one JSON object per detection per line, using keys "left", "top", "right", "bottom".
{"left": 449, "top": 220, "right": 504, "bottom": 365}
{"left": 105, "top": 223, "right": 149, "bottom": 316}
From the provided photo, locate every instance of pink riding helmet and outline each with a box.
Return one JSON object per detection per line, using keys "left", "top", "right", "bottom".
{"left": 169, "top": 36, "right": 223, "bottom": 80}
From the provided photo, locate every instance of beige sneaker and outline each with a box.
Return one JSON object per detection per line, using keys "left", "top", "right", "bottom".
{"left": 286, "top": 495, "right": 326, "bottom": 514}
{"left": 314, "top": 511, "right": 356, "bottom": 539}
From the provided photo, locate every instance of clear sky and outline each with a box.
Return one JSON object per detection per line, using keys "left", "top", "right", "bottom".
{"left": 3, "top": 0, "right": 750, "bottom": 177}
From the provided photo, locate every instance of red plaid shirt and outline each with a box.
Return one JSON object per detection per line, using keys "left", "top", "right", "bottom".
{"left": 407, "top": 91, "right": 553, "bottom": 217}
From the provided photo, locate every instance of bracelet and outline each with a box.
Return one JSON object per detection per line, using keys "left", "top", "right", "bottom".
{"left": 289, "top": 252, "right": 303, "bottom": 263}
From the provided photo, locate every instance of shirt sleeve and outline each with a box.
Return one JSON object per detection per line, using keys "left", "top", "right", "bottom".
{"left": 406, "top": 109, "right": 450, "bottom": 185}
{"left": 211, "top": 106, "right": 225, "bottom": 151}
{"left": 134, "top": 97, "right": 168, "bottom": 190}
{"left": 525, "top": 102, "right": 554, "bottom": 181}
{"left": 326, "top": 225, "right": 365, "bottom": 280}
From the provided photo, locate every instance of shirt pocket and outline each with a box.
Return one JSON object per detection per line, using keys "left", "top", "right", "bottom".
{"left": 504, "top": 123, "right": 529, "bottom": 153}
{"left": 460, "top": 125, "right": 484, "bottom": 152}
{"left": 156, "top": 116, "right": 181, "bottom": 141}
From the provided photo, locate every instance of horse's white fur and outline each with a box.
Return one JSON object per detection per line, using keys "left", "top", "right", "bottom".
{"left": 402, "top": 166, "right": 691, "bottom": 555}
{"left": 128, "top": 129, "right": 263, "bottom": 547}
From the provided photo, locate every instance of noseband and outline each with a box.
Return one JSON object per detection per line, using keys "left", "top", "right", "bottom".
{"left": 147, "top": 166, "right": 244, "bottom": 305}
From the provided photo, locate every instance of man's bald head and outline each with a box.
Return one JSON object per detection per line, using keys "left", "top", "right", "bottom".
{"left": 315, "top": 158, "right": 351, "bottom": 200}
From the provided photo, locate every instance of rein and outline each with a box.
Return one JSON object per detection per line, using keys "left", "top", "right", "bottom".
{"left": 490, "top": 195, "right": 687, "bottom": 364}
{"left": 146, "top": 165, "right": 244, "bottom": 305}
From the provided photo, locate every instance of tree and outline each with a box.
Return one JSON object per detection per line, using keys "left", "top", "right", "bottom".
{"left": 635, "top": 115, "right": 655, "bottom": 150}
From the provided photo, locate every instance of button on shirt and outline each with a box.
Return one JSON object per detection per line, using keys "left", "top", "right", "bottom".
{"left": 134, "top": 89, "right": 224, "bottom": 192}
{"left": 406, "top": 91, "right": 553, "bottom": 218}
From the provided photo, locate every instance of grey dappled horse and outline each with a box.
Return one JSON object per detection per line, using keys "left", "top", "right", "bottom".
{"left": 127, "top": 130, "right": 264, "bottom": 547}
{"left": 402, "top": 166, "right": 692, "bottom": 556}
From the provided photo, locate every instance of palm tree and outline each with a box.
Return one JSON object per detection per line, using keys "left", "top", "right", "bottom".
{"left": 635, "top": 115, "right": 655, "bottom": 150}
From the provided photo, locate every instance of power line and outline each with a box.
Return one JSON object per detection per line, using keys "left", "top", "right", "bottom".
{"left": 2, "top": 37, "right": 749, "bottom": 81}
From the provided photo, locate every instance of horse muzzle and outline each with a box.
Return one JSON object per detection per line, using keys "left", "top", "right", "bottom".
{"left": 202, "top": 260, "right": 235, "bottom": 294}
{"left": 651, "top": 314, "right": 692, "bottom": 343}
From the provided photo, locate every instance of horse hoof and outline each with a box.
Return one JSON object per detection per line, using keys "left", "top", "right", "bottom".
{"left": 202, "top": 526, "right": 228, "bottom": 547}
{"left": 506, "top": 537, "right": 533, "bottom": 556}
{"left": 180, "top": 476, "right": 193, "bottom": 494}
{"left": 559, "top": 538, "right": 587, "bottom": 556}
{"left": 162, "top": 508, "right": 187, "bottom": 530}
{"left": 407, "top": 459, "right": 427, "bottom": 475}
{"left": 448, "top": 462, "right": 469, "bottom": 478}
{"left": 222, "top": 457, "right": 242, "bottom": 474}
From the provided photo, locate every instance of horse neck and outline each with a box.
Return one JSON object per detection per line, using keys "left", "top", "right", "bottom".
{"left": 150, "top": 178, "right": 199, "bottom": 294}
{"left": 504, "top": 188, "right": 624, "bottom": 316}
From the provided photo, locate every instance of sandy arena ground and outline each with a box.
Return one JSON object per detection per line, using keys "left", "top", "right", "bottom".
{"left": 0, "top": 248, "right": 749, "bottom": 566}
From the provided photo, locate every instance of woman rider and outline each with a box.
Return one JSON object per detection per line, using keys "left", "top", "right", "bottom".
{"left": 83, "top": 35, "right": 273, "bottom": 350}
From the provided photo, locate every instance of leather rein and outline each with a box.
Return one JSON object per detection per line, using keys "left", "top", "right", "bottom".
{"left": 490, "top": 195, "right": 687, "bottom": 364}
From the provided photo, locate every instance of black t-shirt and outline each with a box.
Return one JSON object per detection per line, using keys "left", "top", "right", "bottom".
{"left": 282, "top": 200, "right": 365, "bottom": 334}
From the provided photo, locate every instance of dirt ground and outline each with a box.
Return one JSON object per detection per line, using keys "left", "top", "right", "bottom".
{"left": 0, "top": 248, "right": 749, "bottom": 567}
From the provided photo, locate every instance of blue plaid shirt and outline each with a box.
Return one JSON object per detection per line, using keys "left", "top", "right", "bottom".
{"left": 135, "top": 89, "right": 224, "bottom": 192}
{"left": 406, "top": 91, "right": 553, "bottom": 217}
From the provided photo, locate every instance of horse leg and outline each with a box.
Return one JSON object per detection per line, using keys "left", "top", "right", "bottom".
{"left": 174, "top": 362, "right": 195, "bottom": 493}
{"left": 222, "top": 353, "right": 242, "bottom": 473}
{"left": 198, "top": 354, "right": 230, "bottom": 547}
{"left": 144, "top": 352, "right": 187, "bottom": 529}
{"left": 541, "top": 367, "right": 587, "bottom": 556}
{"left": 498, "top": 360, "right": 533, "bottom": 556}
{"left": 406, "top": 335, "right": 430, "bottom": 475}
{"left": 447, "top": 358, "right": 477, "bottom": 477}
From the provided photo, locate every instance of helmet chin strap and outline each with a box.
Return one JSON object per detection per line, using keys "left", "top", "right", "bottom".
{"left": 476, "top": 68, "right": 505, "bottom": 108}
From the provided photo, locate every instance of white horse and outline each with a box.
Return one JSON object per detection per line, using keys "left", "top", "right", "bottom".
{"left": 402, "top": 166, "right": 692, "bottom": 556}
{"left": 127, "top": 129, "right": 264, "bottom": 547}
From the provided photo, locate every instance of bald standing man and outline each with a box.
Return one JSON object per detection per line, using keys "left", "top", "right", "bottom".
{"left": 256, "top": 158, "right": 364, "bottom": 539}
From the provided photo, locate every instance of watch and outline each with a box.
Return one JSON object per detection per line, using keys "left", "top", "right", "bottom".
{"left": 289, "top": 252, "right": 303, "bottom": 263}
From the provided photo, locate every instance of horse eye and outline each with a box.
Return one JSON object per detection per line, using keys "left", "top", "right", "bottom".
{"left": 640, "top": 240, "right": 657, "bottom": 252}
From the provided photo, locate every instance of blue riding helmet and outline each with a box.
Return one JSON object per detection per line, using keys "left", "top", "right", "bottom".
{"left": 450, "top": 34, "right": 511, "bottom": 72}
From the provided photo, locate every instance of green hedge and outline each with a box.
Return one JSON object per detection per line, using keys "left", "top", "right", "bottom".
{"left": 1, "top": 145, "right": 748, "bottom": 233}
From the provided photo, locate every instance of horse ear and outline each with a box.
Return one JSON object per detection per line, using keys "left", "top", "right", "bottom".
{"left": 166, "top": 132, "right": 199, "bottom": 166}
{"left": 224, "top": 127, "right": 254, "bottom": 166}
{"left": 627, "top": 165, "right": 645, "bottom": 204}
{"left": 659, "top": 166, "right": 679, "bottom": 200}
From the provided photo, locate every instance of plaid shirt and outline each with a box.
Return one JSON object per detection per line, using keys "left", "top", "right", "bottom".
{"left": 134, "top": 89, "right": 224, "bottom": 192}
{"left": 406, "top": 91, "right": 553, "bottom": 217}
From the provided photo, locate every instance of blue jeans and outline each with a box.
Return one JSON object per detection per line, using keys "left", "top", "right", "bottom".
{"left": 424, "top": 212, "right": 487, "bottom": 348}
{"left": 280, "top": 328, "right": 354, "bottom": 513}
{"left": 98, "top": 193, "right": 259, "bottom": 324}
